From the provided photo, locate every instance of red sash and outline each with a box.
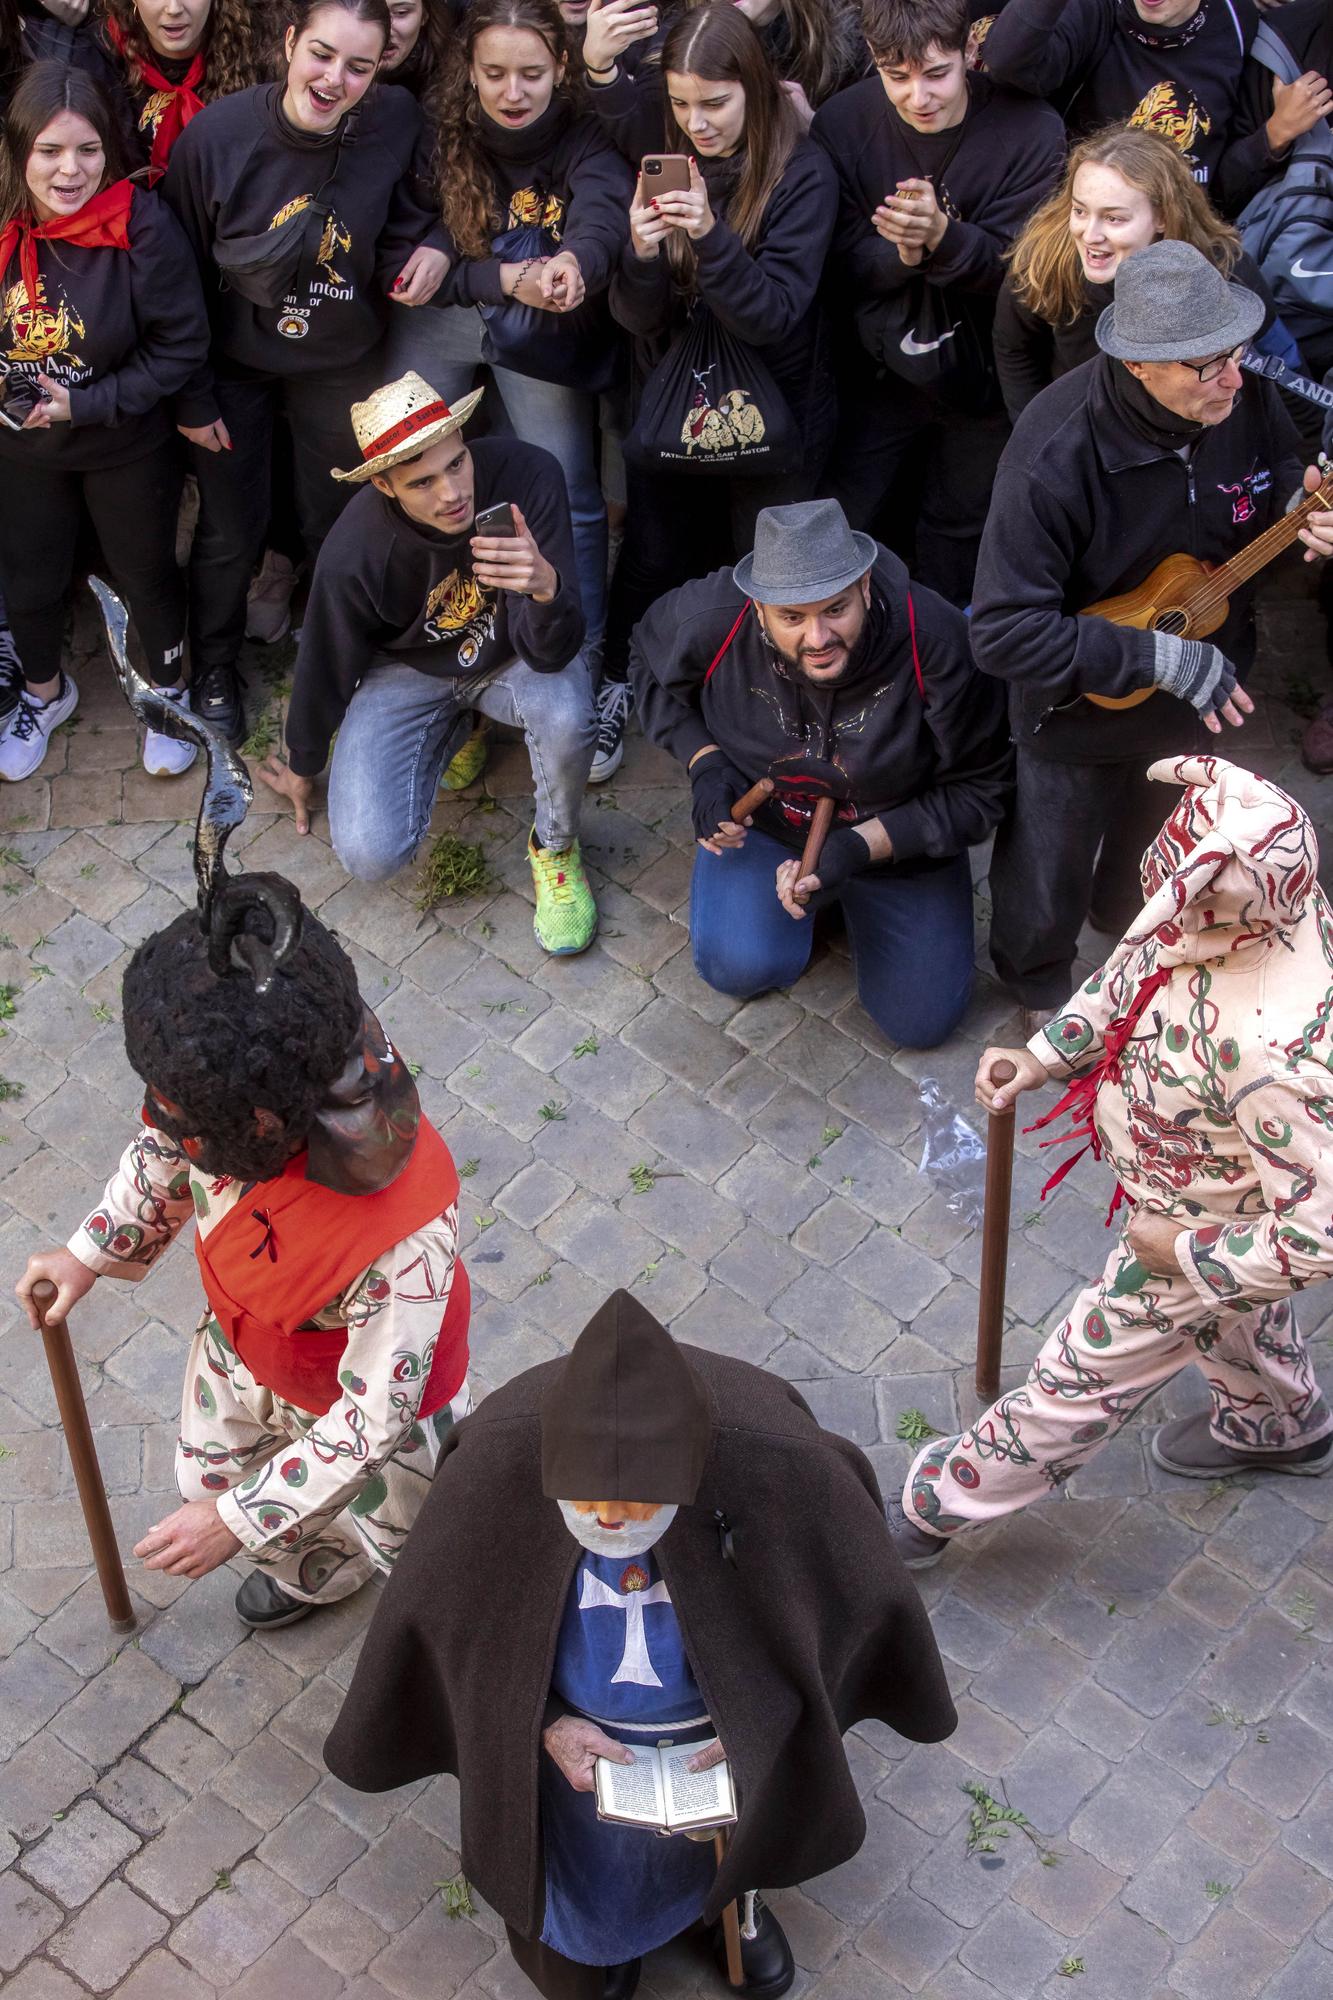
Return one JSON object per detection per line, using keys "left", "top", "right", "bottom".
{"left": 106, "top": 19, "right": 206, "bottom": 177}
{"left": 194, "top": 1118, "right": 470, "bottom": 1418}
{"left": 0, "top": 181, "right": 136, "bottom": 310}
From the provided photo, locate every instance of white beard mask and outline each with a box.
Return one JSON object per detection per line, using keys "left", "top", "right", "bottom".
{"left": 557, "top": 1499, "right": 679, "bottom": 1559}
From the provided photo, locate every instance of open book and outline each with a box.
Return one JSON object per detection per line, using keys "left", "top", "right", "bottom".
{"left": 594, "top": 1740, "right": 737, "bottom": 1832}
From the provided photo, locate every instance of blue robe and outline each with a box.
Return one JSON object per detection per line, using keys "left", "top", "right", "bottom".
{"left": 539, "top": 1544, "right": 719, "bottom": 1963}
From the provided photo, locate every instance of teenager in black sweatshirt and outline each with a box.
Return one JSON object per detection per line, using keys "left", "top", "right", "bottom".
{"left": 266, "top": 383, "right": 599, "bottom": 953}
{"left": 0, "top": 62, "right": 209, "bottom": 782}
{"left": 813, "top": 0, "right": 1064, "bottom": 606}
{"left": 983, "top": 0, "right": 1257, "bottom": 192}
{"left": 161, "top": 0, "right": 449, "bottom": 742}
{"left": 393, "top": 0, "right": 630, "bottom": 705}
{"left": 629, "top": 497, "right": 1011, "bottom": 1047}
{"left": 78, "top": 0, "right": 268, "bottom": 179}
{"left": 598, "top": 3, "right": 837, "bottom": 767}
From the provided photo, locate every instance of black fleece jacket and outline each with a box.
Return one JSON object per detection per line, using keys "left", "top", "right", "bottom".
{"left": 1215, "top": 0, "right": 1333, "bottom": 213}
{"left": 993, "top": 247, "right": 1279, "bottom": 420}
{"left": 162, "top": 82, "right": 444, "bottom": 408}
{"left": 813, "top": 74, "right": 1065, "bottom": 372}
{"left": 437, "top": 99, "right": 632, "bottom": 308}
{"left": 0, "top": 185, "right": 209, "bottom": 471}
{"left": 983, "top": 0, "right": 1257, "bottom": 188}
{"left": 609, "top": 137, "right": 837, "bottom": 448}
{"left": 630, "top": 548, "right": 1011, "bottom": 870}
{"left": 284, "top": 436, "right": 584, "bottom": 778}
{"left": 970, "top": 352, "right": 1304, "bottom": 764}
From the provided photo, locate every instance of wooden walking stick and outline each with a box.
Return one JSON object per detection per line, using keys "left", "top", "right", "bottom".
{"left": 730, "top": 777, "right": 775, "bottom": 823}
{"left": 976, "top": 1060, "right": 1018, "bottom": 1404}
{"left": 33, "top": 1280, "right": 136, "bottom": 1633}
{"left": 712, "top": 1828, "right": 745, "bottom": 1988}
{"left": 793, "top": 795, "right": 836, "bottom": 903}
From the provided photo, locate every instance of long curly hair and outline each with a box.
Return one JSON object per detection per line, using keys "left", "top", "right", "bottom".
{"left": 1009, "top": 124, "right": 1241, "bottom": 328}
{"left": 660, "top": 4, "right": 797, "bottom": 291}
{"left": 122, "top": 897, "right": 363, "bottom": 1184}
{"left": 428, "top": 0, "right": 580, "bottom": 261}
{"left": 0, "top": 63, "right": 129, "bottom": 228}
{"left": 101, "top": 0, "right": 266, "bottom": 97}
{"left": 684, "top": 0, "right": 864, "bottom": 107}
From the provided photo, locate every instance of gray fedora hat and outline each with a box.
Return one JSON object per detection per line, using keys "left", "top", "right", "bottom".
{"left": 733, "top": 499, "right": 877, "bottom": 605}
{"left": 1096, "top": 239, "right": 1265, "bottom": 364}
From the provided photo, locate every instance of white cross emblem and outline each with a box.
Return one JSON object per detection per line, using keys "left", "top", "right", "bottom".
{"left": 578, "top": 1568, "right": 673, "bottom": 1686}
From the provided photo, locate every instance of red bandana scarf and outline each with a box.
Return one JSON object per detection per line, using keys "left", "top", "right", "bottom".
{"left": 0, "top": 180, "right": 136, "bottom": 310}
{"left": 106, "top": 17, "right": 206, "bottom": 177}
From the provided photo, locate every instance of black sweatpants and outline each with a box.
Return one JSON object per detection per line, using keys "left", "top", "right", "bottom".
{"left": 988, "top": 751, "right": 1173, "bottom": 1008}
{"left": 186, "top": 355, "right": 376, "bottom": 675}
{"left": 0, "top": 439, "right": 186, "bottom": 688}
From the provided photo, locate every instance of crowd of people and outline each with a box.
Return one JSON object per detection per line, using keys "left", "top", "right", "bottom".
{"left": 3, "top": 0, "right": 1333, "bottom": 1021}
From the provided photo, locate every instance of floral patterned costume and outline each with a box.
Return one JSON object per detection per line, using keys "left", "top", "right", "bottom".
{"left": 907, "top": 756, "right": 1333, "bottom": 1537}
{"left": 68, "top": 1043, "right": 469, "bottom": 1604}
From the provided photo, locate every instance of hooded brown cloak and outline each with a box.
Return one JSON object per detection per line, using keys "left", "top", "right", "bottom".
{"left": 324, "top": 1342, "right": 957, "bottom": 1938}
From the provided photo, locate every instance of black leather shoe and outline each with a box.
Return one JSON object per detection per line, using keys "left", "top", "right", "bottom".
{"left": 712, "top": 1898, "right": 794, "bottom": 1997}
{"left": 193, "top": 665, "right": 246, "bottom": 746}
{"left": 235, "top": 1570, "right": 315, "bottom": 1629}
{"left": 603, "top": 1958, "right": 641, "bottom": 2000}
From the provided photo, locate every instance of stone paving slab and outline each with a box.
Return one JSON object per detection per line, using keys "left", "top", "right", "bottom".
{"left": 1, "top": 594, "right": 1332, "bottom": 1994}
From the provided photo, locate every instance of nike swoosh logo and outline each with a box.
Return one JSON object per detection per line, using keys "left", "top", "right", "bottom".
{"left": 900, "top": 326, "right": 958, "bottom": 356}
{"left": 1291, "top": 257, "right": 1333, "bottom": 279}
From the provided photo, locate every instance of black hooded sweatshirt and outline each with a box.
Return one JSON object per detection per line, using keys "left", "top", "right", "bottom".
{"left": 970, "top": 352, "right": 1304, "bottom": 764}
{"left": 1215, "top": 0, "right": 1333, "bottom": 213}
{"left": 0, "top": 185, "right": 209, "bottom": 471}
{"left": 436, "top": 98, "right": 633, "bottom": 308}
{"left": 162, "top": 81, "right": 444, "bottom": 405}
{"left": 284, "top": 435, "right": 584, "bottom": 778}
{"left": 629, "top": 547, "right": 1011, "bottom": 871}
{"left": 983, "top": 0, "right": 1257, "bottom": 189}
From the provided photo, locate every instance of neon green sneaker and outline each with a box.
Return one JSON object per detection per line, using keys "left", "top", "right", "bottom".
{"left": 529, "top": 829, "right": 597, "bottom": 956}
{"left": 442, "top": 719, "right": 490, "bottom": 791}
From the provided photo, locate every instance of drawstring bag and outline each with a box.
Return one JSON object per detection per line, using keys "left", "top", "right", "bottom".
{"left": 479, "top": 213, "right": 619, "bottom": 393}
{"left": 856, "top": 284, "right": 997, "bottom": 412}
{"left": 624, "top": 302, "right": 800, "bottom": 477}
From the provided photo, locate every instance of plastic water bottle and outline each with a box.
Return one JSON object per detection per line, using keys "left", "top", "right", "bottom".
{"left": 916, "top": 1078, "right": 986, "bottom": 1227}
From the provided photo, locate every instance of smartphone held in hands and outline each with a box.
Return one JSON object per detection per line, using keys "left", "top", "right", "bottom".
{"left": 636, "top": 154, "right": 691, "bottom": 207}
{"left": 474, "top": 502, "right": 519, "bottom": 539}
{"left": 0, "top": 368, "right": 45, "bottom": 432}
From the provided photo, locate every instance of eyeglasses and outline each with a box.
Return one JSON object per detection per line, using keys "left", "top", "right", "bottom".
{"left": 1175, "top": 345, "right": 1245, "bottom": 384}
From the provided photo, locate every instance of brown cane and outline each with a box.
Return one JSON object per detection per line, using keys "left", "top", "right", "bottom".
{"left": 794, "top": 795, "right": 836, "bottom": 903}
{"left": 713, "top": 1828, "right": 744, "bottom": 1987}
{"left": 976, "top": 1060, "right": 1018, "bottom": 1404}
{"left": 32, "top": 1279, "right": 136, "bottom": 1632}
{"left": 730, "top": 777, "right": 774, "bottom": 824}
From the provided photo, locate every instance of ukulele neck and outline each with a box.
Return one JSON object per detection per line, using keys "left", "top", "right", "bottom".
{"left": 1189, "top": 479, "right": 1333, "bottom": 624}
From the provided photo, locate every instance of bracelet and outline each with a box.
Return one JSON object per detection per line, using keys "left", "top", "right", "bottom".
{"left": 584, "top": 60, "right": 618, "bottom": 78}
{"left": 504, "top": 256, "right": 540, "bottom": 298}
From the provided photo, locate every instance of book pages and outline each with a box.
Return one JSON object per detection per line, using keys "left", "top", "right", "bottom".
{"left": 663, "top": 1742, "right": 736, "bottom": 1828}
{"left": 595, "top": 1748, "right": 667, "bottom": 1825}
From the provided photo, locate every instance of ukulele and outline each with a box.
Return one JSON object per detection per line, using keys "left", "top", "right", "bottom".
{"left": 1079, "top": 467, "right": 1333, "bottom": 710}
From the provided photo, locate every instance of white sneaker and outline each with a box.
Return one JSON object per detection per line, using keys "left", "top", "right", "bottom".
{"left": 142, "top": 685, "right": 199, "bottom": 777}
{"left": 245, "top": 550, "right": 296, "bottom": 645}
{"left": 589, "top": 679, "right": 631, "bottom": 784}
{"left": 0, "top": 673, "right": 77, "bottom": 781}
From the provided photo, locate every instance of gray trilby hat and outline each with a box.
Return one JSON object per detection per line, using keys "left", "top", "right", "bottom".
{"left": 1096, "top": 239, "right": 1265, "bottom": 364}
{"left": 733, "top": 499, "right": 877, "bottom": 605}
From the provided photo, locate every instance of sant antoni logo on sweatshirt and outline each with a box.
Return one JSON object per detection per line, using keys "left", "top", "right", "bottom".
{"left": 2, "top": 272, "right": 86, "bottom": 373}
{"left": 267, "top": 193, "right": 355, "bottom": 339}
{"left": 508, "top": 186, "right": 565, "bottom": 238}
{"left": 1128, "top": 82, "right": 1212, "bottom": 179}
{"left": 422, "top": 569, "right": 497, "bottom": 666}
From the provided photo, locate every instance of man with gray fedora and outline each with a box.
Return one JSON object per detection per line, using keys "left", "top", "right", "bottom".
{"left": 970, "top": 238, "right": 1333, "bottom": 1031}
{"left": 629, "top": 498, "right": 1011, "bottom": 1049}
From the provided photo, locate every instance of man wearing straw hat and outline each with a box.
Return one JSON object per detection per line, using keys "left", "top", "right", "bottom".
{"left": 630, "top": 497, "right": 1010, "bottom": 1048}
{"left": 260, "top": 371, "right": 600, "bottom": 955}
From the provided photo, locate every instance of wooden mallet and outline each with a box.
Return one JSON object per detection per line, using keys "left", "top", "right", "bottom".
{"left": 793, "top": 795, "right": 837, "bottom": 904}
{"left": 730, "top": 777, "right": 774, "bottom": 824}
{"left": 33, "top": 1279, "right": 135, "bottom": 1632}
{"left": 975, "top": 1059, "right": 1017, "bottom": 1404}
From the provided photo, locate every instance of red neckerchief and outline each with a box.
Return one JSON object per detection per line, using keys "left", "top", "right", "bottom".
{"left": 106, "top": 17, "right": 207, "bottom": 177}
{"left": 0, "top": 181, "right": 136, "bottom": 309}
{"left": 1026, "top": 965, "right": 1173, "bottom": 1221}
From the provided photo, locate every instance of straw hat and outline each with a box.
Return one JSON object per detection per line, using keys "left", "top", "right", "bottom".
{"left": 332, "top": 371, "right": 486, "bottom": 483}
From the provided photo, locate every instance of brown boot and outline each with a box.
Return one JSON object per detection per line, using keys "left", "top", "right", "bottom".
{"left": 1151, "top": 1411, "right": 1333, "bottom": 1479}
{"left": 1301, "top": 699, "right": 1333, "bottom": 775}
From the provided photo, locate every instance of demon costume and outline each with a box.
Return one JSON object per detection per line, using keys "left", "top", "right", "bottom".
{"left": 902, "top": 756, "right": 1333, "bottom": 1547}
{"left": 325, "top": 1291, "right": 957, "bottom": 2000}
{"left": 63, "top": 584, "right": 469, "bottom": 1625}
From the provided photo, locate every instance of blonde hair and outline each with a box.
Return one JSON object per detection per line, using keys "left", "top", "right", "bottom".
{"left": 1008, "top": 124, "right": 1240, "bottom": 328}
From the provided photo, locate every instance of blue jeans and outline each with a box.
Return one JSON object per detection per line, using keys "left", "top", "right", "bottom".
{"left": 385, "top": 302, "right": 607, "bottom": 661}
{"left": 328, "top": 654, "right": 596, "bottom": 882}
{"left": 690, "top": 828, "right": 975, "bottom": 1050}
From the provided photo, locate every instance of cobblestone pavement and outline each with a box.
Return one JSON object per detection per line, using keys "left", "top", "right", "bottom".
{"left": 1, "top": 588, "right": 1332, "bottom": 2000}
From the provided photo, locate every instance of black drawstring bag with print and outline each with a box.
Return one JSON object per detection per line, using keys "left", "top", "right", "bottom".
{"left": 623, "top": 303, "right": 801, "bottom": 477}
{"left": 479, "top": 211, "right": 620, "bottom": 394}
